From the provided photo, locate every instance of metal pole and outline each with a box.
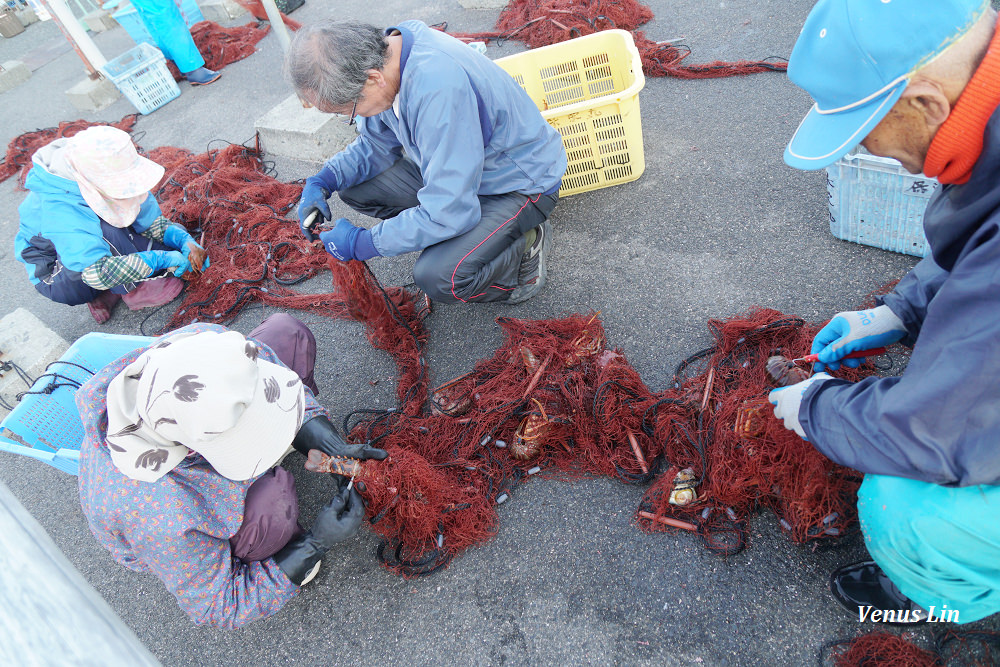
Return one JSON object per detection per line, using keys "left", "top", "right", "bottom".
{"left": 41, "top": 0, "right": 107, "bottom": 75}
{"left": 258, "top": 0, "right": 290, "bottom": 52}
{"left": 0, "top": 480, "right": 161, "bottom": 666}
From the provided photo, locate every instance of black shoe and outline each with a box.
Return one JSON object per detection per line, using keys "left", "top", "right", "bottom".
{"left": 829, "top": 560, "right": 926, "bottom": 625}
{"left": 507, "top": 221, "right": 551, "bottom": 304}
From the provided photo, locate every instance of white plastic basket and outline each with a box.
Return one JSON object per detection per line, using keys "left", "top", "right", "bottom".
{"left": 101, "top": 43, "right": 180, "bottom": 115}
{"left": 826, "top": 152, "right": 938, "bottom": 257}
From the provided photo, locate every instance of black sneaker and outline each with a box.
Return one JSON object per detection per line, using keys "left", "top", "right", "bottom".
{"left": 829, "top": 560, "right": 927, "bottom": 625}
{"left": 507, "top": 221, "right": 551, "bottom": 304}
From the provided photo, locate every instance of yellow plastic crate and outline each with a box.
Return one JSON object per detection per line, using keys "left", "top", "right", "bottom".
{"left": 496, "top": 30, "right": 646, "bottom": 196}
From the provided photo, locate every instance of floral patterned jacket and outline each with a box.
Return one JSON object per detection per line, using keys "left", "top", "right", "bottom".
{"left": 76, "top": 323, "right": 325, "bottom": 628}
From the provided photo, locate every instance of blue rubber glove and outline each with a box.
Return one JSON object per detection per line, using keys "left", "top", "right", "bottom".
{"left": 163, "top": 225, "right": 210, "bottom": 271}
{"left": 137, "top": 250, "right": 189, "bottom": 277}
{"left": 297, "top": 166, "right": 339, "bottom": 241}
{"left": 768, "top": 372, "right": 833, "bottom": 440}
{"left": 163, "top": 224, "right": 195, "bottom": 251}
{"left": 319, "top": 218, "right": 380, "bottom": 262}
{"left": 810, "top": 305, "right": 906, "bottom": 371}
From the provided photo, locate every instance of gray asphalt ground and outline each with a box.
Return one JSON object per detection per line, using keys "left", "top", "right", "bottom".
{"left": 2, "top": 1, "right": 997, "bottom": 665}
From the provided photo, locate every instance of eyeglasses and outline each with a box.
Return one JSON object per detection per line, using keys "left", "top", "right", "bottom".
{"left": 342, "top": 98, "right": 358, "bottom": 126}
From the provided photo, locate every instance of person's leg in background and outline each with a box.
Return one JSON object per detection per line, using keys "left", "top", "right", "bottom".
{"left": 129, "top": 0, "right": 220, "bottom": 85}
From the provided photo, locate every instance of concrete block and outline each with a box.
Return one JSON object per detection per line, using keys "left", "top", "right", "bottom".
{"left": 65, "top": 75, "right": 121, "bottom": 112}
{"left": 15, "top": 7, "right": 39, "bottom": 26}
{"left": 0, "top": 308, "right": 69, "bottom": 418}
{"left": 456, "top": 0, "right": 508, "bottom": 8}
{"left": 197, "top": 0, "right": 247, "bottom": 22}
{"left": 254, "top": 94, "right": 359, "bottom": 163}
{"left": 82, "top": 9, "right": 118, "bottom": 33}
{"left": 0, "top": 60, "right": 30, "bottom": 93}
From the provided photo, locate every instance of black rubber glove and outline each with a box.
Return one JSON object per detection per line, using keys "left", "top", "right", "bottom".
{"left": 292, "top": 415, "right": 388, "bottom": 460}
{"left": 273, "top": 486, "right": 365, "bottom": 585}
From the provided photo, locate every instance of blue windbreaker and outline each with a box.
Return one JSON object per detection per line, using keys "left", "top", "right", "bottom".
{"left": 800, "top": 110, "right": 1000, "bottom": 487}
{"left": 320, "top": 20, "right": 567, "bottom": 257}
{"left": 15, "top": 139, "right": 161, "bottom": 285}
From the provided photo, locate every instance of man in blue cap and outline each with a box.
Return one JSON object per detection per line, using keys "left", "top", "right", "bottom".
{"left": 771, "top": 0, "right": 1000, "bottom": 624}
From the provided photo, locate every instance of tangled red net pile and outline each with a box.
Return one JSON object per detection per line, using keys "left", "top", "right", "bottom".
{"left": 826, "top": 633, "right": 941, "bottom": 667}
{"left": 445, "top": 0, "right": 787, "bottom": 78}
{"left": 163, "top": 20, "right": 272, "bottom": 80}
{"left": 230, "top": 0, "right": 302, "bottom": 30}
{"left": 0, "top": 115, "right": 139, "bottom": 186}
{"left": 824, "top": 629, "right": 1000, "bottom": 666}
{"left": 335, "top": 290, "right": 870, "bottom": 574}
{"left": 144, "top": 138, "right": 364, "bottom": 329}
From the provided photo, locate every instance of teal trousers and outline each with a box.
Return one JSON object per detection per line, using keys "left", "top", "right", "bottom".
{"left": 859, "top": 474, "right": 1000, "bottom": 623}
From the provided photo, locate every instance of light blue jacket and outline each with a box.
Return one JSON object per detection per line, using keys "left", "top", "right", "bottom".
{"left": 321, "top": 20, "right": 567, "bottom": 257}
{"left": 15, "top": 141, "right": 160, "bottom": 284}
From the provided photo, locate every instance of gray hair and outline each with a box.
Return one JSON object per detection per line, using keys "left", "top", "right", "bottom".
{"left": 284, "top": 20, "right": 388, "bottom": 107}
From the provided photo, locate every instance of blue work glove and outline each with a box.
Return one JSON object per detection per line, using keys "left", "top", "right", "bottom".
{"left": 319, "top": 218, "right": 380, "bottom": 262}
{"left": 811, "top": 305, "right": 906, "bottom": 371}
{"left": 163, "top": 224, "right": 210, "bottom": 272}
{"left": 297, "top": 166, "right": 339, "bottom": 241}
{"left": 768, "top": 373, "right": 833, "bottom": 440}
{"left": 137, "top": 250, "right": 189, "bottom": 277}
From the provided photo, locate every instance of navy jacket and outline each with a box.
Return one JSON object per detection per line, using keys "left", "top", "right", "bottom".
{"left": 800, "top": 108, "right": 1000, "bottom": 487}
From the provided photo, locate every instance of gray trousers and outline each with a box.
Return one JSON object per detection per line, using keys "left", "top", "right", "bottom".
{"left": 339, "top": 158, "right": 558, "bottom": 303}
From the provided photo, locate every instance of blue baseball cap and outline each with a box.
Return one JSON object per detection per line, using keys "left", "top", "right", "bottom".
{"left": 784, "top": 0, "right": 990, "bottom": 170}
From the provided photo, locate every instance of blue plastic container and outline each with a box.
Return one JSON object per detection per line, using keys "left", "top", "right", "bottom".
{"left": 101, "top": 42, "right": 180, "bottom": 114}
{"left": 826, "top": 152, "right": 937, "bottom": 258}
{"left": 113, "top": 0, "right": 205, "bottom": 46}
{"left": 0, "top": 333, "right": 153, "bottom": 475}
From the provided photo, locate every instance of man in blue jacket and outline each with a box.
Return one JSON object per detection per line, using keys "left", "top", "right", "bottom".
{"left": 771, "top": 0, "right": 1000, "bottom": 624}
{"left": 284, "top": 20, "right": 567, "bottom": 304}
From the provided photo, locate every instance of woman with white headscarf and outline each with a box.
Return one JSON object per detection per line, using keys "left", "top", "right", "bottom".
{"left": 14, "top": 126, "right": 208, "bottom": 323}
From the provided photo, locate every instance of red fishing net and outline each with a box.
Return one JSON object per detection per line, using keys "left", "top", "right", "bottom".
{"left": 826, "top": 632, "right": 941, "bottom": 667}
{"left": 0, "top": 115, "right": 139, "bottom": 186}
{"left": 163, "top": 20, "right": 271, "bottom": 80}
{"left": 338, "top": 296, "right": 871, "bottom": 575}
{"left": 230, "top": 0, "right": 302, "bottom": 30}
{"left": 444, "top": 0, "right": 787, "bottom": 78}
{"left": 824, "top": 629, "right": 1000, "bottom": 666}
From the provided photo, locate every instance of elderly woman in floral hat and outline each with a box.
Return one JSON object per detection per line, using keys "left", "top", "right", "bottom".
{"left": 77, "top": 314, "right": 387, "bottom": 628}
{"left": 14, "top": 126, "right": 208, "bottom": 323}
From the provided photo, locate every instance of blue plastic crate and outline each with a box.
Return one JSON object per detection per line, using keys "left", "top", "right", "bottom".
{"left": 112, "top": 0, "right": 204, "bottom": 46}
{"left": 0, "top": 333, "right": 153, "bottom": 475}
{"left": 826, "top": 152, "right": 938, "bottom": 258}
{"left": 101, "top": 42, "right": 180, "bottom": 114}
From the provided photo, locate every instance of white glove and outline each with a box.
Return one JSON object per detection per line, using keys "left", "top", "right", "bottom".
{"left": 768, "top": 373, "right": 833, "bottom": 439}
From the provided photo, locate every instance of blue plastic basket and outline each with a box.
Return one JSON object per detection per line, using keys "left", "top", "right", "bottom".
{"left": 826, "top": 152, "right": 937, "bottom": 258}
{"left": 0, "top": 333, "right": 153, "bottom": 475}
{"left": 112, "top": 0, "right": 204, "bottom": 46}
{"left": 100, "top": 42, "right": 180, "bottom": 114}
